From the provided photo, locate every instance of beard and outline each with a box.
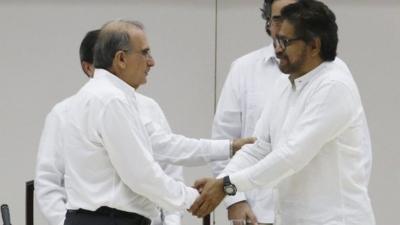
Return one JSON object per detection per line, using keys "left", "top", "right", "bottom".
{"left": 276, "top": 48, "right": 307, "bottom": 75}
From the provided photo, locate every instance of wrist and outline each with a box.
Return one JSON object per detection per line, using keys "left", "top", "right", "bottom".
{"left": 223, "top": 176, "right": 237, "bottom": 196}
{"left": 227, "top": 200, "right": 247, "bottom": 209}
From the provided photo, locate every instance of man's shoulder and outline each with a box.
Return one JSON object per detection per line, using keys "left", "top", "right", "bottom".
{"left": 136, "top": 93, "right": 159, "bottom": 110}
{"left": 50, "top": 96, "right": 74, "bottom": 116}
{"left": 316, "top": 60, "right": 356, "bottom": 90}
{"left": 232, "top": 45, "right": 272, "bottom": 66}
{"left": 82, "top": 78, "right": 130, "bottom": 105}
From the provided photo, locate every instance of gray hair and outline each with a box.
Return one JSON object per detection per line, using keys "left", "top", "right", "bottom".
{"left": 93, "top": 19, "right": 144, "bottom": 69}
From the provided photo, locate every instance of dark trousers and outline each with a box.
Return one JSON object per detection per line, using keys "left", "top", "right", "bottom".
{"left": 65, "top": 207, "right": 151, "bottom": 225}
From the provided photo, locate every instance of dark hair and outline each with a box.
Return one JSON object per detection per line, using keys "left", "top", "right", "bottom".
{"left": 93, "top": 20, "right": 143, "bottom": 69}
{"left": 79, "top": 29, "right": 100, "bottom": 63}
{"left": 261, "top": 0, "right": 273, "bottom": 21}
{"left": 281, "top": 0, "right": 338, "bottom": 61}
{"left": 261, "top": 0, "right": 274, "bottom": 36}
{"left": 261, "top": 0, "right": 300, "bottom": 36}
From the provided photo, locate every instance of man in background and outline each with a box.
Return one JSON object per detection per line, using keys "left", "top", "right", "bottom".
{"left": 211, "top": 1, "right": 296, "bottom": 224}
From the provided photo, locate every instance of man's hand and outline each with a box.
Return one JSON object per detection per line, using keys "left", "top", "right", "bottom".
{"left": 228, "top": 201, "right": 258, "bottom": 225}
{"left": 232, "top": 137, "right": 256, "bottom": 155}
{"left": 189, "top": 178, "right": 225, "bottom": 217}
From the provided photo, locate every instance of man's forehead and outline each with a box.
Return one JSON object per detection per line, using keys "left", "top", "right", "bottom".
{"left": 129, "top": 30, "right": 149, "bottom": 50}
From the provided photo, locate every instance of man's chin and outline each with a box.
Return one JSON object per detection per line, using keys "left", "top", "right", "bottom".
{"left": 278, "top": 64, "right": 291, "bottom": 74}
{"left": 139, "top": 77, "right": 147, "bottom": 87}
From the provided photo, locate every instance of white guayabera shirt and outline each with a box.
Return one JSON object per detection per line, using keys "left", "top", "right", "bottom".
{"left": 137, "top": 93, "right": 229, "bottom": 225}
{"left": 35, "top": 69, "right": 231, "bottom": 225}
{"left": 212, "top": 45, "right": 281, "bottom": 223}
{"left": 221, "top": 61, "right": 375, "bottom": 225}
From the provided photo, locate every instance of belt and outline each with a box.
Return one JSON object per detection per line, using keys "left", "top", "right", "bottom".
{"left": 67, "top": 206, "right": 151, "bottom": 224}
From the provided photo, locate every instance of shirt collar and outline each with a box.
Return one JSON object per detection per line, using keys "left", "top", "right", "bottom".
{"left": 263, "top": 43, "right": 278, "bottom": 64}
{"left": 93, "top": 68, "right": 137, "bottom": 99}
{"left": 292, "top": 62, "right": 327, "bottom": 91}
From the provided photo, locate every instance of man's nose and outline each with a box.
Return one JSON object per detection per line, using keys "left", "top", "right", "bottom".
{"left": 147, "top": 56, "right": 155, "bottom": 67}
{"left": 274, "top": 44, "right": 284, "bottom": 57}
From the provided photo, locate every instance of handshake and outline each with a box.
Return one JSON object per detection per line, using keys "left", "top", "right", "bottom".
{"left": 188, "top": 137, "right": 256, "bottom": 218}
{"left": 188, "top": 177, "right": 225, "bottom": 217}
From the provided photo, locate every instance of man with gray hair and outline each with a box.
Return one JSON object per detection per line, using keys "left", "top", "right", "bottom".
{"left": 36, "top": 25, "right": 255, "bottom": 225}
{"left": 54, "top": 20, "right": 200, "bottom": 225}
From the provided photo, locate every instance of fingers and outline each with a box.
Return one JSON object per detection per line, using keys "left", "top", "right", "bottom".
{"left": 227, "top": 201, "right": 258, "bottom": 225}
{"left": 193, "top": 178, "right": 209, "bottom": 192}
{"left": 243, "top": 137, "right": 256, "bottom": 144}
{"left": 246, "top": 211, "right": 258, "bottom": 225}
{"left": 189, "top": 194, "right": 216, "bottom": 217}
{"left": 196, "top": 198, "right": 215, "bottom": 217}
{"left": 227, "top": 201, "right": 246, "bottom": 219}
{"left": 188, "top": 194, "right": 205, "bottom": 215}
{"left": 232, "top": 137, "right": 257, "bottom": 153}
{"left": 190, "top": 178, "right": 224, "bottom": 217}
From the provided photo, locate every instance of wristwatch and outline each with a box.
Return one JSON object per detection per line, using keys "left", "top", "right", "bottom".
{"left": 223, "top": 176, "right": 237, "bottom": 196}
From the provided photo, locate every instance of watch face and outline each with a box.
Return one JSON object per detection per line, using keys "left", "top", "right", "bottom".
{"left": 223, "top": 176, "right": 237, "bottom": 195}
{"left": 224, "top": 185, "right": 236, "bottom": 195}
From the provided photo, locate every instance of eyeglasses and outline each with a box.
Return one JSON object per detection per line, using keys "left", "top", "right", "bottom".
{"left": 273, "top": 36, "right": 303, "bottom": 50}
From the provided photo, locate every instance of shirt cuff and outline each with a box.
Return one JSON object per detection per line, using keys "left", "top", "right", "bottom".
{"left": 223, "top": 192, "right": 246, "bottom": 208}
{"left": 184, "top": 187, "right": 200, "bottom": 209}
{"left": 207, "top": 139, "right": 230, "bottom": 161}
{"left": 164, "top": 213, "right": 181, "bottom": 225}
{"left": 229, "top": 170, "right": 254, "bottom": 192}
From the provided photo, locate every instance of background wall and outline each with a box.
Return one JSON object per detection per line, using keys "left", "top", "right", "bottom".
{"left": 0, "top": 1, "right": 398, "bottom": 225}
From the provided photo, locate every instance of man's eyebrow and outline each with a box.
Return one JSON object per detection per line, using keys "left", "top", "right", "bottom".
{"left": 272, "top": 15, "right": 282, "bottom": 20}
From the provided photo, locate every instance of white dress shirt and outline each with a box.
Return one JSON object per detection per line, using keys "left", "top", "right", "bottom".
{"left": 35, "top": 70, "right": 231, "bottom": 225}
{"left": 138, "top": 93, "right": 229, "bottom": 225}
{"left": 137, "top": 93, "right": 183, "bottom": 225}
{"left": 221, "top": 61, "right": 376, "bottom": 225}
{"left": 35, "top": 97, "right": 71, "bottom": 225}
{"left": 35, "top": 69, "right": 230, "bottom": 224}
{"left": 212, "top": 44, "right": 282, "bottom": 222}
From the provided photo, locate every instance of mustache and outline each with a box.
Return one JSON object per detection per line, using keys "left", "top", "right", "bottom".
{"left": 275, "top": 52, "right": 289, "bottom": 62}
{"left": 276, "top": 51, "right": 285, "bottom": 59}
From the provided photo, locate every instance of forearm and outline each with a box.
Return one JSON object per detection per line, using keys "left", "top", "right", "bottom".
{"left": 101, "top": 100, "right": 200, "bottom": 211}
{"left": 152, "top": 132, "right": 230, "bottom": 166}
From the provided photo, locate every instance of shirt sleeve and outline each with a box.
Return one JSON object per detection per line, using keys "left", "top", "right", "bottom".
{"left": 212, "top": 60, "right": 243, "bottom": 141}
{"left": 143, "top": 119, "right": 229, "bottom": 166}
{"left": 138, "top": 96, "right": 230, "bottom": 166}
{"left": 98, "top": 98, "right": 199, "bottom": 211}
{"left": 35, "top": 110, "right": 67, "bottom": 225}
{"left": 211, "top": 61, "right": 247, "bottom": 206}
{"left": 163, "top": 211, "right": 182, "bottom": 225}
{"left": 228, "top": 82, "right": 357, "bottom": 191}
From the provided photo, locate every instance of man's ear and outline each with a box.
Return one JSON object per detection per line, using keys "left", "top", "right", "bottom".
{"left": 113, "top": 50, "right": 127, "bottom": 70}
{"left": 310, "top": 37, "right": 321, "bottom": 58}
{"left": 81, "top": 61, "right": 94, "bottom": 78}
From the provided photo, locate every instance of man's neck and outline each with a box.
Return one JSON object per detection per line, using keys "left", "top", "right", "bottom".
{"left": 289, "top": 57, "right": 323, "bottom": 81}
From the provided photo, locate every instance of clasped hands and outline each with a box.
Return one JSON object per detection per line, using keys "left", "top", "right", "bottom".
{"left": 188, "top": 179, "right": 258, "bottom": 225}
{"left": 188, "top": 137, "right": 256, "bottom": 218}
{"left": 188, "top": 177, "right": 225, "bottom": 217}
